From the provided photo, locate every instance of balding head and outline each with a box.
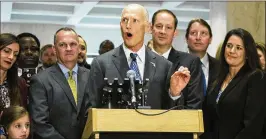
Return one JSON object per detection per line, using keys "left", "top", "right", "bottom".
{"left": 122, "top": 4, "right": 149, "bottom": 22}
{"left": 120, "top": 4, "right": 149, "bottom": 52}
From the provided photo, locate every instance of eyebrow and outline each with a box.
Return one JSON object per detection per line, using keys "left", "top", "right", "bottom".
{"left": 5, "top": 47, "right": 19, "bottom": 53}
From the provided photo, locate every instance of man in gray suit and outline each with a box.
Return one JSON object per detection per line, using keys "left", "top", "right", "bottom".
{"left": 89, "top": 4, "right": 190, "bottom": 110}
{"left": 29, "top": 27, "right": 96, "bottom": 139}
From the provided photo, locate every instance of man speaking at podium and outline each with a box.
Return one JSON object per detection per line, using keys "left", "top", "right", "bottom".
{"left": 89, "top": 4, "right": 191, "bottom": 110}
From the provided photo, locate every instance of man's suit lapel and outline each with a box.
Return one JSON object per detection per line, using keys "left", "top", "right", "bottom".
{"left": 207, "top": 54, "right": 218, "bottom": 94}
{"left": 112, "top": 45, "right": 130, "bottom": 80}
{"left": 168, "top": 48, "right": 180, "bottom": 70}
{"left": 143, "top": 48, "right": 156, "bottom": 82}
{"left": 76, "top": 67, "right": 86, "bottom": 114}
{"left": 50, "top": 64, "right": 77, "bottom": 110}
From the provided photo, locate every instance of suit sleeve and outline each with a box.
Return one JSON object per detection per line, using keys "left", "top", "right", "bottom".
{"left": 88, "top": 58, "right": 105, "bottom": 108}
{"left": 235, "top": 71, "right": 265, "bottom": 139}
{"left": 184, "top": 57, "right": 203, "bottom": 109}
{"left": 29, "top": 75, "right": 65, "bottom": 139}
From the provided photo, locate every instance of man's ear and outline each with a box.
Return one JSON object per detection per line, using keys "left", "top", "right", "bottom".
{"left": 145, "top": 21, "right": 151, "bottom": 33}
{"left": 209, "top": 37, "right": 212, "bottom": 44}
{"left": 174, "top": 29, "right": 178, "bottom": 37}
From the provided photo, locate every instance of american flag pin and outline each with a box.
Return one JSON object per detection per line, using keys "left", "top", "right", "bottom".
{"left": 150, "top": 62, "right": 156, "bottom": 67}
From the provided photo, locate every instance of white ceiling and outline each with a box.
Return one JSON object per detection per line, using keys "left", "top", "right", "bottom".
{"left": 1, "top": 1, "right": 210, "bottom": 30}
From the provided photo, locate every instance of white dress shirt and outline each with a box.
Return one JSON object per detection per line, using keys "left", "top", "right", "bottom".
{"left": 151, "top": 47, "right": 172, "bottom": 59}
{"left": 201, "top": 53, "right": 209, "bottom": 88}
{"left": 122, "top": 43, "right": 146, "bottom": 81}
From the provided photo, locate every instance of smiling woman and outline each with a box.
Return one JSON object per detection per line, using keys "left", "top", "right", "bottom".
{"left": 0, "top": 33, "right": 28, "bottom": 137}
{"left": 206, "top": 28, "right": 265, "bottom": 139}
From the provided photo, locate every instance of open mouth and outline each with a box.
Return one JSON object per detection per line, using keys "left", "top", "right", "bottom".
{"left": 126, "top": 32, "right": 133, "bottom": 37}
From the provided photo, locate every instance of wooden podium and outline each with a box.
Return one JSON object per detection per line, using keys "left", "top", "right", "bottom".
{"left": 82, "top": 108, "right": 204, "bottom": 139}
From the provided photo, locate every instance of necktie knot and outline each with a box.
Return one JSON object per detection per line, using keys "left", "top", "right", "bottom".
{"left": 68, "top": 70, "right": 73, "bottom": 79}
{"left": 130, "top": 53, "right": 138, "bottom": 61}
{"left": 129, "top": 53, "right": 141, "bottom": 82}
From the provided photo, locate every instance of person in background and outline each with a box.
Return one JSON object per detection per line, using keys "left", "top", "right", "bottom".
{"left": 17, "top": 33, "right": 40, "bottom": 85}
{"left": 98, "top": 39, "right": 114, "bottom": 55}
{"left": 207, "top": 28, "right": 265, "bottom": 139}
{"left": 37, "top": 44, "right": 57, "bottom": 73}
{"left": 0, "top": 106, "right": 30, "bottom": 139}
{"left": 150, "top": 9, "right": 203, "bottom": 109}
{"left": 256, "top": 42, "right": 266, "bottom": 71}
{"left": 185, "top": 18, "right": 220, "bottom": 139}
{"left": 77, "top": 35, "right": 90, "bottom": 69}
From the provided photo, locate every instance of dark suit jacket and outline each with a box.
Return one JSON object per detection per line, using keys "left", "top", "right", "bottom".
{"left": 29, "top": 64, "right": 96, "bottom": 139}
{"left": 18, "top": 77, "right": 28, "bottom": 108}
{"left": 89, "top": 45, "right": 172, "bottom": 109}
{"left": 207, "top": 66, "right": 265, "bottom": 139}
{"left": 200, "top": 54, "right": 220, "bottom": 139}
{"left": 167, "top": 48, "right": 203, "bottom": 109}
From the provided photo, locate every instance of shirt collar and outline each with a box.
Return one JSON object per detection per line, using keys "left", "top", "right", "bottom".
{"left": 201, "top": 53, "right": 209, "bottom": 67}
{"left": 122, "top": 43, "right": 146, "bottom": 63}
{"left": 58, "top": 62, "right": 78, "bottom": 75}
{"left": 151, "top": 47, "right": 172, "bottom": 59}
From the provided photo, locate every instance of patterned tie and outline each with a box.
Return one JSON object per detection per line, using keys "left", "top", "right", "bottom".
{"left": 129, "top": 53, "right": 141, "bottom": 82}
{"left": 201, "top": 63, "right": 207, "bottom": 96}
{"left": 67, "top": 70, "right": 77, "bottom": 104}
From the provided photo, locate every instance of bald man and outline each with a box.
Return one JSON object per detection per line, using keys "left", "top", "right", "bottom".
{"left": 88, "top": 4, "right": 192, "bottom": 139}
{"left": 89, "top": 4, "right": 190, "bottom": 109}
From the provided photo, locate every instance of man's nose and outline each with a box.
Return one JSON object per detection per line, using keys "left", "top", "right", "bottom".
{"left": 196, "top": 32, "right": 202, "bottom": 40}
{"left": 25, "top": 49, "right": 33, "bottom": 56}
{"left": 126, "top": 20, "right": 132, "bottom": 29}
{"left": 159, "top": 26, "right": 166, "bottom": 34}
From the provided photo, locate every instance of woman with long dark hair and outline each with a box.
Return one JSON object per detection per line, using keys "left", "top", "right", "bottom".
{"left": 207, "top": 28, "right": 265, "bottom": 139}
{"left": 0, "top": 33, "right": 28, "bottom": 138}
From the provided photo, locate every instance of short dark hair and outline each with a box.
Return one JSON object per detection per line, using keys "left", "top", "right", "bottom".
{"left": 0, "top": 106, "right": 29, "bottom": 131}
{"left": 40, "top": 44, "right": 54, "bottom": 57}
{"left": 99, "top": 40, "right": 114, "bottom": 49}
{"left": 54, "top": 27, "right": 77, "bottom": 44}
{"left": 17, "top": 32, "right": 40, "bottom": 47}
{"left": 152, "top": 9, "right": 178, "bottom": 30}
{"left": 78, "top": 35, "right": 87, "bottom": 48}
{"left": 185, "top": 18, "right": 212, "bottom": 39}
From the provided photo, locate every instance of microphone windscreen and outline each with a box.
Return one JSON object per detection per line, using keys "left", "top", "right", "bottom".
{"left": 127, "top": 70, "right": 136, "bottom": 78}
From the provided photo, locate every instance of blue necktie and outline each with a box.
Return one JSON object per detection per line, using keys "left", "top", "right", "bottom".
{"left": 201, "top": 63, "right": 207, "bottom": 96}
{"left": 130, "top": 53, "right": 141, "bottom": 81}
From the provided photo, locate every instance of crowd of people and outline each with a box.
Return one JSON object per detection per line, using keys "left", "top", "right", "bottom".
{"left": 0, "top": 3, "right": 265, "bottom": 139}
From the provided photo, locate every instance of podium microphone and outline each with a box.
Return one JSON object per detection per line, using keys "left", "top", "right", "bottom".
{"left": 126, "top": 70, "right": 137, "bottom": 108}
